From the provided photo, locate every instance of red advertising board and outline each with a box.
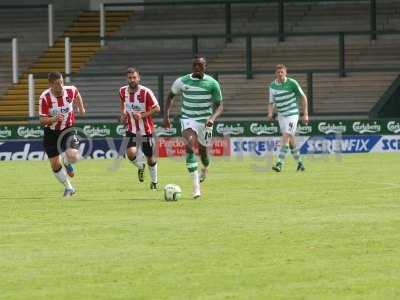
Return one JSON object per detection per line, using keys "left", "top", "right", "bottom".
{"left": 156, "top": 137, "right": 231, "bottom": 157}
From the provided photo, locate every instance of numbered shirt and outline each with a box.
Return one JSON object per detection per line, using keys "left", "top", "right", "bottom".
{"left": 38, "top": 85, "right": 79, "bottom": 130}
{"left": 119, "top": 85, "right": 159, "bottom": 135}
{"left": 269, "top": 77, "right": 305, "bottom": 117}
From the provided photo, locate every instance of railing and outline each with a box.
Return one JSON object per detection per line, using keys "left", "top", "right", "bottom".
{"left": 0, "top": 38, "right": 19, "bottom": 84}
{"left": 19, "top": 29, "right": 400, "bottom": 89}
{"left": 1, "top": 0, "right": 398, "bottom": 120}
{"left": 9, "top": 25, "right": 400, "bottom": 120}
{"left": 8, "top": 25, "right": 400, "bottom": 117}
{"left": 75, "top": 30, "right": 400, "bottom": 79}
{"left": 0, "top": 4, "right": 54, "bottom": 47}
{"left": 3, "top": 26, "right": 400, "bottom": 119}
{"left": 22, "top": 66, "right": 400, "bottom": 122}
{"left": 0, "top": 4, "right": 54, "bottom": 84}
{"left": 100, "top": 0, "right": 379, "bottom": 43}
{"left": 0, "top": 1, "right": 387, "bottom": 86}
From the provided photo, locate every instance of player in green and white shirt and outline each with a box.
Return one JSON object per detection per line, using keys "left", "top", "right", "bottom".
{"left": 163, "top": 56, "right": 223, "bottom": 198}
{"left": 268, "top": 64, "right": 309, "bottom": 172}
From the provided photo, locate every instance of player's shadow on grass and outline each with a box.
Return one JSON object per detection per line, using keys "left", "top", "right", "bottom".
{"left": 126, "top": 197, "right": 162, "bottom": 202}
{"left": 0, "top": 196, "right": 51, "bottom": 200}
{"left": 75, "top": 196, "right": 161, "bottom": 202}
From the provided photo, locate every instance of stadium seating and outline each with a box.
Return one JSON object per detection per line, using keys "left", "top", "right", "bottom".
{"left": 209, "top": 35, "right": 400, "bottom": 115}
{"left": 73, "top": 3, "right": 313, "bottom": 117}
{"left": 0, "top": 9, "right": 132, "bottom": 116}
{"left": 0, "top": 8, "right": 78, "bottom": 97}
{"left": 76, "top": 1, "right": 400, "bottom": 118}
{"left": 206, "top": 1, "right": 400, "bottom": 116}
{"left": 1, "top": 1, "right": 400, "bottom": 118}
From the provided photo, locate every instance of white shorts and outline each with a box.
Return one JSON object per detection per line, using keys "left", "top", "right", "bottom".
{"left": 181, "top": 118, "right": 213, "bottom": 147}
{"left": 278, "top": 115, "right": 299, "bottom": 136}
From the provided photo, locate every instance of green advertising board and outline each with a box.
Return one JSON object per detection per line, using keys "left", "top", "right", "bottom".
{"left": 1, "top": 120, "right": 400, "bottom": 140}
{"left": 209, "top": 120, "right": 399, "bottom": 136}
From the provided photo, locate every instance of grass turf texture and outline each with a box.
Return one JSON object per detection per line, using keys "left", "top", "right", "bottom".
{"left": 1, "top": 153, "right": 399, "bottom": 300}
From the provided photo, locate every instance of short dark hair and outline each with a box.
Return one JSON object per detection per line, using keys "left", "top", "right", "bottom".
{"left": 126, "top": 67, "right": 139, "bottom": 75}
{"left": 193, "top": 55, "right": 206, "bottom": 62}
{"left": 48, "top": 71, "right": 62, "bottom": 82}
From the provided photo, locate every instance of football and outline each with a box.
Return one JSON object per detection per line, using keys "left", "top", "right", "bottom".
{"left": 164, "top": 184, "right": 182, "bottom": 201}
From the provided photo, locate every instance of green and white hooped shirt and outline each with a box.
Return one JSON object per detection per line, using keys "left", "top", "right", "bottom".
{"left": 171, "top": 73, "right": 223, "bottom": 123}
{"left": 269, "top": 77, "right": 305, "bottom": 117}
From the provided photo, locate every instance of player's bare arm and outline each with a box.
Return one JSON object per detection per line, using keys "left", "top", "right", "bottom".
{"left": 119, "top": 100, "right": 127, "bottom": 124}
{"left": 141, "top": 104, "right": 160, "bottom": 119}
{"left": 301, "top": 95, "right": 309, "bottom": 124}
{"left": 267, "top": 103, "right": 275, "bottom": 121}
{"left": 75, "top": 92, "right": 86, "bottom": 116}
{"left": 267, "top": 87, "right": 275, "bottom": 121}
{"left": 206, "top": 102, "right": 223, "bottom": 127}
{"left": 162, "top": 92, "right": 175, "bottom": 128}
{"left": 133, "top": 104, "right": 160, "bottom": 120}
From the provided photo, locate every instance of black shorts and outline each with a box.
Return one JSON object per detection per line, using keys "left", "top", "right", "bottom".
{"left": 125, "top": 132, "right": 154, "bottom": 157}
{"left": 43, "top": 127, "right": 80, "bottom": 158}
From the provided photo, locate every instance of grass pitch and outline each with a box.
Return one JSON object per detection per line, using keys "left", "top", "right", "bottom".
{"left": 1, "top": 153, "right": 400, "bottom": 300}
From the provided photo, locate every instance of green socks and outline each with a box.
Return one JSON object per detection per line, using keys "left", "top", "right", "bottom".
{"left": 277, "top": 144, "right": 290, "bottom": 164}
{"left": 186, "top": 151, "right": 198, "bottom": 173}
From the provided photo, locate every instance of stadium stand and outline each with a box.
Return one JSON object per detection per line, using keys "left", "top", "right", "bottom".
{"left": 207, "top": 1, "right": 400, "bottom": 116}
{"left": 77, "top": 1, "right": 400, "bottom": 118}
{"left": 208, "top": 35, "right": 400, "bottom": 115}
{"left": 0, "top": 9, "right": 132, "bottom": 116}
{"left": 1, "top": 1, "right": 399, "bottom": 118}
{"left": 74, "top": 3, "right": 313, "bottom": 117}
{"left": 0, "top": 7, "right": 78, "bottom": 97}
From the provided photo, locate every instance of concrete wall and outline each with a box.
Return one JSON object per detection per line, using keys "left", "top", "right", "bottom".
{"left": 89, "top": 0, "right": 143, "bottom": 11}
{"left": 0, "top": 0, "right": 210, "bottom": 11}
{"left": 0, "top": 0, "right": 90, "bottom": 10}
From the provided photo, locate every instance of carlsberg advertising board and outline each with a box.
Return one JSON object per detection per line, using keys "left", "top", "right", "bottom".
{"left": 0, "top": 120, "right": 398, "bottom": 140}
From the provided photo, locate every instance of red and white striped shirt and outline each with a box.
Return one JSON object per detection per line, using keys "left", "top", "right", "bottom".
{"left": 39, "top": 85, "right": 79, "bottom": 131}
{"left": 119, "top": 84, "right": 158, "bottom": 136}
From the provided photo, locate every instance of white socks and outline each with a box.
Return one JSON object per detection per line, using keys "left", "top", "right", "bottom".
{"left": 190, "top": 170, "right": 200, "bottom": 191}
{"left": 191, "top": 170, "right": 199, "bottom": 184}
{"left": 130, "top": 156, "right": 145, "bottom": 170}
{"left": 54, "top": 168, "right": 73, "bottom": 189}
{"left": 191, "top": 170, "right": 200, "bottom": 196}
{"left": 148, "top": 163, "right": 158, "bottom": 183}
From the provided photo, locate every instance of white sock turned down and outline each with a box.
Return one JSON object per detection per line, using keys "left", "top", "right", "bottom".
{"left": 54, "top": 168, "right": 73, "bottom": 190}
{"left": 130, "top": 157, "right": 144, "bottom": 169}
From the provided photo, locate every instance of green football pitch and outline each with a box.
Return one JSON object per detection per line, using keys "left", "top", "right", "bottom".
{"left": 1, "top": 153, "right": 400, "bottom": 300}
